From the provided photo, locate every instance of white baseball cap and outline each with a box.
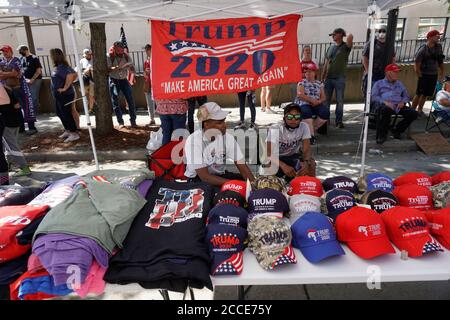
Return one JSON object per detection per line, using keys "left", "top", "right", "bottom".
{"left": 197, "top": 102, "right": 230, "bottom": 122}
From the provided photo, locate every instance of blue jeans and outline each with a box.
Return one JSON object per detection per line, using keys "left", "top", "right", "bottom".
{"left": 238, "top": 91, "right": 256, "bottom": 123}
{"left": 109, "top": 78, "right": 137, "bottom": 125}
{"left": 187, "top": 96, "right": 207, "bottom": 133}
{"left": 160, "top": 114, "right": 187, "bottom": 146}
{"left": 324, "top": 76, "right": 346, "bottom": 124}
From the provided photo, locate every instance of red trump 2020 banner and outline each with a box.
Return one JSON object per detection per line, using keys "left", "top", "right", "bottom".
{"left": 151, "top": 15, "right": 301, "bottom": 99}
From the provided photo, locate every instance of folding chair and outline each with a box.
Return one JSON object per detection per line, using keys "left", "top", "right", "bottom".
{"left": 425, "top": 82, "right": 449, "bottom": 137}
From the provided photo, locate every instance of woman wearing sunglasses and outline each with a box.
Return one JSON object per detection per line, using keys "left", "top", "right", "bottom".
{"left": 265, "top": 103, "right": 316, "bottom": 180}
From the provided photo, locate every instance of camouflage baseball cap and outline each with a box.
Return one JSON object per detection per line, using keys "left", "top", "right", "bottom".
{"left": 430, "top": 182, "right": 450, "bottom": 209}
{"left": 251, "top": 175, "right": 287, "bottom": 195}
{"left": 248, "top": 216, "right": 297, "bottom": 270}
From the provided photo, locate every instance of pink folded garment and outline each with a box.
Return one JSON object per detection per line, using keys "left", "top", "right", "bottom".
{"left": 74, "top": 261, "right": 106, "bottom": 298}
{"left": 27, "top": 254, "right": 45, "bottom": 274}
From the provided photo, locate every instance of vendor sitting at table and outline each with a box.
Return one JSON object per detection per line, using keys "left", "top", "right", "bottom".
{"left": 184, "top": 102, "right": 255, "bottom": 187}
{"left": 265, "top": 103, "right": 316, "bottom": 179}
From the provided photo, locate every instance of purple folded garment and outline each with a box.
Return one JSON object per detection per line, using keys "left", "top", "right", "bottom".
{"left": 32, "top": 234, "right": 109, "bottom": 286}
{"left": 137, "top": 180, "right": 153, "bottom": 198}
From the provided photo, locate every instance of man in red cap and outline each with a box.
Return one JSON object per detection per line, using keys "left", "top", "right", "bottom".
{"left": 412, "top": 29, "right": 444, "bottom": 117}
{"left": 371, "top": 64, "right": 418, "bottom": 144}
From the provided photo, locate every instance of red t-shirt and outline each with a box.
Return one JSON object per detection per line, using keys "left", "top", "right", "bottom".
{"left": 144, "top": 59, "right": 151, "bottom": 87}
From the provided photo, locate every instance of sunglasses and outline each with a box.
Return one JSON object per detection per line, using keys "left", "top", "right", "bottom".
{"left": 378, "top": 30, "right": 386, "bottom": 33}
{"left": 285, "top": 114, "right": 302, "bottom": 120}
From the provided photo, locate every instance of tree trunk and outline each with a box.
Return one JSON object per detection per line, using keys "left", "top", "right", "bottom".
{"left": 90, "top": 22, "right": 114, "bottom": 135}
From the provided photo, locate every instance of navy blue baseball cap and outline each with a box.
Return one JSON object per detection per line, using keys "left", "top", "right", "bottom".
{"left": 207, "top": 224, "right": 247, "bottom": 275}
{"left": 248, "top": 188, "right": 289, "bottom": 215}
{"left": 213, "top": 190, "right": 246, "bottom": 208}
{"left": 361, "top": 190, "right": 398, "bottom": 213}
{"left": 291, "top": 212, "right": 345, "bottom": 263}
{"left": 325, "top": 189, "right": 356, "bottom": 221}
{"left": 322, "top": 176, "right": 358, "bottom": 194}
{"left": 366, "top": 173, "right": 394, "bottom": 193}
{"left": 207, "top": 204, "right": 248, "bottom": 228}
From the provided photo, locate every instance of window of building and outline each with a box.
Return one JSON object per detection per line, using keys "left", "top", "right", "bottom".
{"left": 417, "top": 17, "right": 448, "bottom": 39}
{"left": 379, "top": 18, "right": 406, "bottom": 41}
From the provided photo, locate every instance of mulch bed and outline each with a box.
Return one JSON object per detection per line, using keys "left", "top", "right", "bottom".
{"left": 21, "top": 125, "right": 160, "bottom": 153}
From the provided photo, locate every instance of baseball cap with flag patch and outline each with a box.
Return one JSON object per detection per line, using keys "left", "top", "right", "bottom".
{"left": 323, "top": 189, "right": 356, "bottom": 221}
{"left": 251, "top": 176, "right": 287, "bottom": 194}
{"left": 221, "top": 180, "right": 247, "bottom": 199}
{"left": 429, "top": 182, "right": 450, "bottom": 209}
{"left": 431, "top": 171, "right": 450, "bottom": 186}
{"left": 248, "top": 216, "right": 296, "bottom": 270}
{"left": 393, "top": 172, "right": 432, "bottom": 188}
{"left": 207, "top": 224, "right": 247, "bottom": 275}
{"left": 289, "top": 194, "right": 321, "bottom": 224}
{"left": 288, "top": 176, "right": 323, "bottom": 197}
{"left": 322, "top": 176, "right": 358, "bottom": 194}
{"left": 291, "top": 212, "right": 345, "bottom": 263}
{"left": 207, "top": 204, "right": 248, "bottom": 229}
{"left": 425, "top": 207, "right": 450, "bottom": 250}
{"left": 393, "top": 184, "right": 433, "bottom": 211}
{"left": 213, "top": 190, "right": 246, "bottom": 208}
{"left": 335, "top": 206, "right": 395, "bottom": 259}
{"left": 248, "top": 188, "right": 289, "bottom": 219}
{"left": 360, "top": 190, "right": 398, "bottom": 213}
{"left": 381, "top": 206, "right": 443, "bottom": 257}
{"left": 359, "top": 173, "right": 394, "bottom": 193}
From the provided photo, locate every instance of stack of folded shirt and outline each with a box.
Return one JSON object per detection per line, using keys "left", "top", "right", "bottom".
{"left": 0, "top": 185, "right": 45, "bottom": 207}
{"left": 28, "top": 175, "right": 81, "bottom": 208}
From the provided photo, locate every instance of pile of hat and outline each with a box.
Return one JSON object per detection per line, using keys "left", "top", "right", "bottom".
{"left": 247, "top": 176, "right": 297, "bottom": 270}
{"left": 206, "top": 180, "right": 248, "bottom": 275}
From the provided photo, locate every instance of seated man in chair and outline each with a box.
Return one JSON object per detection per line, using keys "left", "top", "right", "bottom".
{"left": 435, "top": 75, "right": 450, "bottom": 124}
{"left": 371, "top": 64, "right": 418, "bottom": 145}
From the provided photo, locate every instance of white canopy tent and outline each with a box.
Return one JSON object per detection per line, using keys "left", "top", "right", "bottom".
{"left": 0, "top": 0, "right": 425, "bottom": 174}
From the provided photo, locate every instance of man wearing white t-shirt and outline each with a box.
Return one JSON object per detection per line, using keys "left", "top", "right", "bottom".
{"left": 266, "top": 103, "right": 316, "bottom": 179}
{"left": 184, "top": 102, "right": 255, "bottom": 187}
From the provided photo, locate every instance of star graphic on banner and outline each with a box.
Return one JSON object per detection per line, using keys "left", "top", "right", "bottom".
{"left": 191, "top": 42, "right": 198, "bottom": 47}
{"left": 181, "top": 41, "right": 188, "bottom": 46}
{"left": 201, "top": 44, "right": 206, "bottom": 48}
{"left": 170, "top": 42, "right": 178, "bottom": 50}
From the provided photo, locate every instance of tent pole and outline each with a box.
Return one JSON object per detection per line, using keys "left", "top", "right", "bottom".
{"left": 360, "top": 1, "right": 377, "bottom": 178}
{"left": 66, "top": 21, "right": 100, "bottom": 170}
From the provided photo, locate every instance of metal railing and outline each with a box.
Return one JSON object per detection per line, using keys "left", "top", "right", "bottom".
{"left": 38, "top": 38, "right": 449, "bottom": 77}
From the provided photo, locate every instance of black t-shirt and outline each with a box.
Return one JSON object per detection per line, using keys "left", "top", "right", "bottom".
{"left": 363, "top": 40, "right": 395, "bottom": 77}
{"left": 104, "top": 179, "right": 214, "bottom": 292}
{"left": 0, "top": 88, "right": 21, "bottom": 128}
{"left": 21, "top": 55, "right": 42, "bottom": 80}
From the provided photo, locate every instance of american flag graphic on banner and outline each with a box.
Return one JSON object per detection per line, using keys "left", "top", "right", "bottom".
{"left": 214, "top": 252, "right": 244, "bottom": 275}
{"left": 272, "top": 245, "right": 297, "bottom": 268}
{"left": 166, "top": 32, "right": 285, "bottom": 57}
{"left": 120, "top": 25, "right": 135, "bottom": 86}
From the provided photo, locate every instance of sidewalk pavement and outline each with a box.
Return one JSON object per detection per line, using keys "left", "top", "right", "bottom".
{"left": 19, "top": 101, "right": 449, "bottom": 162}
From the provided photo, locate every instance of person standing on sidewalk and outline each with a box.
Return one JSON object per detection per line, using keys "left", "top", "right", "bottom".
{"left": 154, "top": 98, "right": 188, "bottom": 146}
{"left": 0, "top": 45, "right": 35, "bottom": 135}
{"left": 143, "top": 44, "right": 156, "bottom": 126}
{"left": 235, "top": 90, "right": 256, "bottom": 130}
{"left": 321, "top": 28, "right": 353, "bottom": 129}
{"left": 107, "top": 41, "right": 137, "bottom": 128}
{"left": 260, "top": 85, "right": 274, "bottom": 113}
{"left": 49, "top": 48, "right": 80, "bottom": 143}
{"left": 412, "top": 30, "right": 445, "bottom": 117}
{"left": 17, "top": 45, "right": 41, "bottom": 135}
{"left": 0, "top": 84, "right": 10, "bottom": 185}
{"left": 187, "top": 95, "right": 207, "bottom": 133}
{"left": 0, "top": 85, "right": 31, "bottom": 176}
{"left": 79, "top": 48, "right": 95, "bottom": 114}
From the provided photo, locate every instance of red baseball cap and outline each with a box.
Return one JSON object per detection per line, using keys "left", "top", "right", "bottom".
{"left": 335, "top": 206, "right": 395, "bottom": 259}
{"left": 384, "top": 64, "right": 401, "bottom": 73}
{"left": 304, "top": 63, "right": 318, "bottom": 72}
{"left": 425, "top": 207, "right": 450, "bottom": 250}
{"left": 393, "top": 172, "right": 432, "bottom": 188}
{"left": 288, "top": 176, "right": 323, "bottom": 197}
{"left": 382, "top": 206, "right": 443, "bottom": 257}
{"left": 426, "top": 30, "right": 441, "bottom": 39}
{"left": 431, "top": 171, "right": 450, "bottom": 185}
{"left": 392, "top": 184, "right": 433, "bottom": 211}
{"left": 0, "top": 45, "right": 13, "bottom": 53}
{"left": 221, "top": 180, "right": 247, "bottom": 199}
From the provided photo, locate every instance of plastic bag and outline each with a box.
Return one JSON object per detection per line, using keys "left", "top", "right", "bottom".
{"left": 146, "top": 128, "right": 163, "bottom": 154}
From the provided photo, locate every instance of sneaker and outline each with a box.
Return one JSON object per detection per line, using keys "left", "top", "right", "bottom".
{"left": 118, "top": 124, "right": 125, "bottom": 129}
{"left": 13, "top": 166, "right": 32, "bottom": 177}
{"left": 436, "top": 116, "right": 443, "bottom": 124}
{"left": 26, "top": 128, "right": 38, "bottom": 136}
{"left": 336, "top": 122, "right": 345, "bottom": 129}
{"left": 234, "top": 122, "right": 246, "bottom": 130}
{"left": 310, "top": 136, "right": 316, "bottom": 145}
{"left": 58, "top": 131, "right": 70, "bottom": 139}
{"left": 249, "top": 122, "right": 258, "bottom": 130}
{"left": 64, "top": 133, "right": 80, "bottom": 143}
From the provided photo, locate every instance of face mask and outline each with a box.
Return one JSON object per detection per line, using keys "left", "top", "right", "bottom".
{"left": 377, "top": 32, "right": 386, "bottom": 40}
